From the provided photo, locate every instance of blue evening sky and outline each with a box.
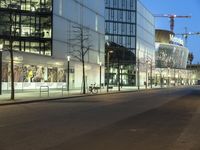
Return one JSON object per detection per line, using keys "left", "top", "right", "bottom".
{"left": 140, "top": 0, "right": 200, "bottom": 63}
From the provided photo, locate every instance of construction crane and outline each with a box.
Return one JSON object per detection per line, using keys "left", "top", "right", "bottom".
{"left": 176, "top": 27, "right": 200, "bottom": 47}
{"left": 154, "top": 14, "right": 191, "bottom": 32}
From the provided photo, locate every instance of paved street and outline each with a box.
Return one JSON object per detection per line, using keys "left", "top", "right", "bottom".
{"left": 0, "top": 86, "right": 200, "bottom": 150}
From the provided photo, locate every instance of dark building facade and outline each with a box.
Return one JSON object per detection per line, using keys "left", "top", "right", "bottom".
{"left": 0, "top": 0, "right": 52, "bottom": 56}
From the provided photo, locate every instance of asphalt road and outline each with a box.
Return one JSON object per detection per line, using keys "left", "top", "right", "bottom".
{"left": 0, "top": 86, "right": 200, "bottom": 150}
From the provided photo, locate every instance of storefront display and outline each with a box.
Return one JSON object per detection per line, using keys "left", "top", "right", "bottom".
{"left": 2, "top": 64, "right": 66, "bottom": 83}
{"left": 2, "top": 63, "right": 8, "bottom": 82}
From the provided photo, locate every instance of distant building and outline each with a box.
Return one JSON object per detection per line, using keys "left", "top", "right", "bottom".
{"left": 155, "top": 29, "right": 191, "bottom": 86}
{"left": 155, "top": 29, "right": 189, "bottom": 69}
{"left": 187, "top": 64, "right": 200, "bottom": 84}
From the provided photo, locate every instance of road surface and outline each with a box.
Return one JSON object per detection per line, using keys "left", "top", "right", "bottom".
{"left": 0, "top": 86, "right": 200, "bottom": 150}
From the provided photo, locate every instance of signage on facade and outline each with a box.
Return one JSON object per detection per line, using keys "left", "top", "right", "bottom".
{"left": 169, "top": 34, "right": 184, "bottom": 46}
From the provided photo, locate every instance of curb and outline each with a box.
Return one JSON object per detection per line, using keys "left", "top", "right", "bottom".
{"left": 0, "top": 87, "right": 181, "bottom": 106}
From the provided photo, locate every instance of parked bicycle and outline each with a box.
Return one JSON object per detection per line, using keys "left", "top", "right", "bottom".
{"left": 89, "top": 83, "right": 100, "bottom": 94}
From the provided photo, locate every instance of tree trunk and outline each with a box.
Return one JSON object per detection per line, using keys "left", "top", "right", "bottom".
{"left": 117, "top": 56, "right": 120, "bottom": 91}
{"left": 9, "top": 13, "right": 15, "bottom": 100}
{"left": 81, "top": 29, "right": 86, "bottom": 94}
{"left": 82, "top": 59, "right": 86, "bottom": 94}
{"left": 10, "top": 41, "right": 15, "bottom": 100}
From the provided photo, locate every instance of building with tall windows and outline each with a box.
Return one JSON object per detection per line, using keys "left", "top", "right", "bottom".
{"left": 155, "top": 29, "right": 190, "bottom": 86}
{"left": 105, "top": 0, "right": 155, "bottom": 87}
{"left": 0, "top": 0, "right": 105, "bottom": 91}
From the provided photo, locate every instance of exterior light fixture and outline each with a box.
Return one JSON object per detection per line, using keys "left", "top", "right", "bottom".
{"left": 67, "top": 55, "right": 70, "bottom": 92}
{"left": 67, "top": 56, "right": 70, "bottom": 62}
{"left": 99, "top": 62, "right": 102, "bottom": 89}
{"left": 0, "top": 44, "right": 3, "bottom": 95}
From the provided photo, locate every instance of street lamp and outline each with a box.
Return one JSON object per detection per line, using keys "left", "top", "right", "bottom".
{"left": 99, "top": 62, "right": 102, "bottom": 90}
{"left": 178, "top": 70, "right": 180, "bottom": 86}
{"left": 0, "top": 44, "right": 3, "bottom": 95}
{"left": 155, "top": 73, "right": 158, "bottom": 86}
{"left": 145, "top": 61, "right": 148, "bottom": 89}
{"left": 146, "top": 58, "right": 153, "bottom": 89}
{"left": 137, "top": 59, "right": 140, "bottom": 90}
{"left": 149, "top": 60, "right": 153, "bottom": 89}
{"left": 106, "top": 42, "right": 113, "bottom": 92}
{"left": 120, "top": 65, "right": 123, "bottom": 88}
{"left": 160, "top": 68, "right": 164, "bottom": 88}
{"left": 174, "top": 68, "right": 176, "bottom": 86}
{"left": 168, "top": 67, "right": 170, "bottom": 87}
{"left": 67, "top": 56, "right": 70, "bottom": 91}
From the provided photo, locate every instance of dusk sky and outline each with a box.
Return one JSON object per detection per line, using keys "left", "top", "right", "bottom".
{"left": 141, "top": 0, "right": 200, "bottom": 64}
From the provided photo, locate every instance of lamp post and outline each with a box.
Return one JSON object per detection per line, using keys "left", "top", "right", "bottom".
{"left": 160, "top": 68, "right": 163, "bottom": 88}
{"left": 150, "top": 60, "right": 153, "bottom": 89}
{"left": 146, "top": 58, "right": 152, "bottom": 89}
{"left": 168, "top": 67, "right": 170, "bottom": 87}
{"left": 155, "top": 73, "right": 158, "bottom": 86}
{"left": 106, "top": 42, "right": 113, "bottom": 93}
{"left": 67, "top": 56, "right": 70, "bottom": 91}
{"left": 99, "top": 62, "right": 102, "bottom": 89}
{"left": 137, "top": 58, "right": 140, "bottom": 90}
{"left": 106, "top": 51, "right": 113, "bottom": 92}
{"left": 106, "top": 48, "right": 109, "bottom": 92}
{"left": 178, "top": 70, "right": 180, "bottom": 86}
{"left": 145, "top": 61, "right": 148, "bottom": 89}
{"left": 120, "top": 65, "right": 123, "bottom": 88}
{"left": 174, "top": 68, "right": 176, "bottom": 86}
{"left": 0, "top": 44, "right": 3, "bottom": 95}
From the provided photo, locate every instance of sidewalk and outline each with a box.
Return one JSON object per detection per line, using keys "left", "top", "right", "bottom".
{"left": 0, "top": 85, "right": 168, "bottom": 106}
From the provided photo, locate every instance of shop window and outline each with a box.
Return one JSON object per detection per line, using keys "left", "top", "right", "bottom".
{"left": 47, "top": 67, "right": 57, "bottom": 82}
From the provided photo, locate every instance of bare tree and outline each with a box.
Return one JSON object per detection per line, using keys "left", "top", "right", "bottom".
{"left": 69, "top": 25, "right": 92, "bottom": 94}
{"left": 1, "top": 11, "right": 15, "bottom": 100}
{"left": 5, "top": 12, "right": 15, "bottom": 100}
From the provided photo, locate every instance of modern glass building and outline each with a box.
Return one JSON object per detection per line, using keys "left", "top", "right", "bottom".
{"left": 136, "top": 1, "right": 155, "bottom": 87}
{"left": 154, "top": 29, "right": 190, "bottom": 86}
{"left": 155, "top": 29, "right": 188, "bottom": 69}
{"left": 105, "top": 0, "right": 155, "bottom": 87}
{"left": 0, "top": 0, "right": 105, "bottom": 91}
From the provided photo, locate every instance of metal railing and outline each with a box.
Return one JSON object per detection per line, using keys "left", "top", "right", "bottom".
{"left": 61, "top": 85, "right": 68, "bottom": 96}
{"left": 40, "top": 86, "right": 49, "bottom": 97}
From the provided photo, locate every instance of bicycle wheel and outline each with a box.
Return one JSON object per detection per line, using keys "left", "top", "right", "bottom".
{"left": 92, "top": 88, "right": 98, "bottom": 94}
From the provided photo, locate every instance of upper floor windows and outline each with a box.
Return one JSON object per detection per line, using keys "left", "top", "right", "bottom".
{"left": 0, "top": 0, "right": 52, "bottom": 13}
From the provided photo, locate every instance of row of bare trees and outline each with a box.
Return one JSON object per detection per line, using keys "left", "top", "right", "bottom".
{"left": 4, "top": 13, "right": 195, "bottom": 99}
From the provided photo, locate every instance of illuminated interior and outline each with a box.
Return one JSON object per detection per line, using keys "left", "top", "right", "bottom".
{"left": 0, "top": 0, "right": 52, "bottom": 56}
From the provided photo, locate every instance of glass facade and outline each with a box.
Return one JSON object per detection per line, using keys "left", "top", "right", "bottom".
{"left": 155, "top": 29, "right": 189, "bottom": 69}
{"left": 105, "top": 0, "right": 136, "bottom": 53}
{"left": 155, "top": 43, "right": 189, "bottom": 69}
{"left": 105, "top": 0, "right": 155, "bottom": 86}
{"left": 105, "top": 41, "right": 135, "bottom": 86}
{"left": 53, "top": 0, "right": 105, "bottom": 88}
{"left": 136, "top": 1, "right": 155, "bottom": 87}
{"left": 0, "top": 0, "right": 52, "bottom": 56}
{"left": 105, "top": 0, "right": 137, "bottom": 86}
